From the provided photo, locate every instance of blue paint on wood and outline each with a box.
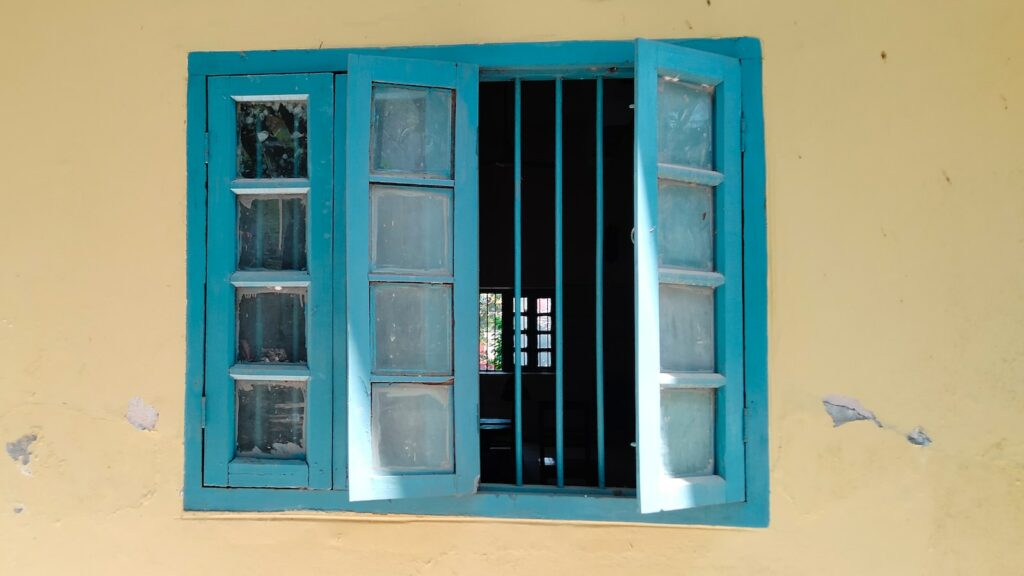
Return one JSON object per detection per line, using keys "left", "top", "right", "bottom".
{"left": 634, "top": 39, "right": 745, "bottom": 513}
{"left": 595, "top": 77, "right": 606, "bottom": 489}
{"left": 346, "top": 54, "right": 479, "bottom": 502}
{"left": 204, "top": 73, "right": 333, "bottom": 489}
{"left": 554, "top": 77, "right": 565, "bottom": 489}
{"left": 513, "top": 78, "right": 524, "bottom": 487}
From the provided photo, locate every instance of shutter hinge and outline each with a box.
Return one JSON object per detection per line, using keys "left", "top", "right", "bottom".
{"left": 201, "top": 396, "right": 207, "bottom": 429}
{"left": 739, "top": 116, "right": 747, "bottom": 153}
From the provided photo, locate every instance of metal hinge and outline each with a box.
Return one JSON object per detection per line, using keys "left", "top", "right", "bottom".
{"left": 201, "top": 396, "right": 207, "bottom": 428}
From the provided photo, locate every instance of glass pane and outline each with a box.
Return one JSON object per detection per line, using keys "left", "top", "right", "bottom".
{"left": 371, "top": 85, "right": 453, "bottom": 179}
{"left": 658, "top": 181, "right": 713, "bottom": 271}
{"left": 371, "top": 185, "right": 452, "bottom": 275}
{"left": 479, "top": 292, "right": 503, "bottom": 371}
{"left": 657, "top": 77, "right": 713, "bottom": 170}
{"left": 238, "top": 195, "right": 307, "bottom": 271}
{"left": 520, "top": 351, "right": 528, "bottom": 366}
{"left": 372, "top": 383, "right": 453, "bottom": 473}
{"left": 659, "top": 284, "right": 714, "bottom": 372}
{"left": 373, "top": 283, "right": 452, "bottom": 374}
{"left": 520, "top": 334, "right": 529, "bottom": 349}
{"left": 537, "top": 334, "right": 551, "bottom": 349}
{"left": 237, "top": 288, "right": 307, "bottom": 363}
{"left": 236, "top": 380, "right": 306, "bottom": 459}
{"left": 519, "top": 315, "right": 528, "bottom": 330}
{"left": 537, "top": 351, "right": 552, "bottom": 368}
{"left": 537, "top": 315, "right": 552, "bottom": 332}
{"left": 660, "top": 388, "right": 715, "bottom": 476}
{"left": 537, "top": 298, "right": 552, "bottom": 313}
{"left": 237, "top": 100, "right": 308, "bottom": 179}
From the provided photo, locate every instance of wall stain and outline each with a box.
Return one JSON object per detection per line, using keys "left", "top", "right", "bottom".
{"left": 126, "top": 397, "right": 159, "bottom": 431}
{"left": 6, "top": 433, "right": 38, "bottom": 476}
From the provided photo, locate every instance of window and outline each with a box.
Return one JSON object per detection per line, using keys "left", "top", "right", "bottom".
{"left": 185, "top": 39, "right": 768, "bottom": 525}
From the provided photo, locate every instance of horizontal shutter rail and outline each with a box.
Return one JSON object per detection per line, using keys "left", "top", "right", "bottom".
{"left": 658, "top": 269, "right": 725, "bottom": 287}
{"left": 230, "top": 271, "right": 311, "bottom": 287}
{"left": 658, "top": 372, "right": 726, "bottom": 388}
{"left": 230, "top": 179, "right": 311, "bottom": 193}
{"left": 656, "top": 164, "right": 724, "bottom": 187}
{"left": 229, "top": 363, "right": 311, "bottom": 381}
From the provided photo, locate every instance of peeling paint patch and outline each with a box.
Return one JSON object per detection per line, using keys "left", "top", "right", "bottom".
{"left": 823, "top": 395, "right": 933, "bottom": 447}
{"left": 126, "top": 397, "right": 159, "bottom": 431}
{"left": 6, "top": 433, "right": 38, "bottom": 476}
{"left": 822, "top": 395, "right": 881, "bottom": 427}
{"left": 13, "top": 504, "right": 24, "bottom": 514}
{"left": 907, "top": 426, "right": 932, "bottom": 446}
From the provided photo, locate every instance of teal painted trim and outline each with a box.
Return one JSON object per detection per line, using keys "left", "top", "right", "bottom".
{"left": 554, "top": 77, "right": 565, "bottom": 488}
{"left": 229, "top": 458, "right": 309, "bottom": 488}
{"left": 230, "top": 271, "right": 310, "bottom": 287}
{"left": 659, "top": 269, "right": 726, "bottom": 287}
{"left": 346, "top": 54, "right": 480, "bottom": 501}
{"left": 738, "top": 38, "right": 770, "bottom": 528}
{"left": 369, "top": 174, "right": 455, "bottom": 188}
{"left": 185, "top": 483, "right": 764, "bottom": 526}
{"left": 229, "top": 364, "right": 310, "bottom": 380}
{"left": 658, "top": 372, "right": 726, "bottom": 388}
{"left": 332, "top": 75, "right": 349, "bottom": 490}
{"left": 657, "top": 164, "right": 724, "bottom": 187}
{"left": 204, "top": 73, "right": 334, "bottom": 489}
{"left": 594, "top": 78, "right": 606, "bottom": 489}
{"left": 513, "top": 78, "right": 524, "bottom": 487}
{"left": 480, "top": 483, "right": 634, "bottom": 497}
{"left": 634, "top": 39, "right": 744, "bottom": 513}
{"left": 367, "top": 273, "right": 453, "bottom": 284}
{"left": 184, "top": 72, "right": 207, "bottom": 496}
{"left": 187, "top": 38, "right": 758, "bottom": 77}
{"left": 229, "top": 178, "right": 310, "bottom": 192}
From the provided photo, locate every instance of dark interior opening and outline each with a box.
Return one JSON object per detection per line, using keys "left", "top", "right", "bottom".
{"left": 478, "top": 79, "right": 636, "bottom": 489}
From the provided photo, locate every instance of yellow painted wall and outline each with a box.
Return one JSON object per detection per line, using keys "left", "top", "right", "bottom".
{"left": 2, "top": 0, "right": 1022, "bottom": 573}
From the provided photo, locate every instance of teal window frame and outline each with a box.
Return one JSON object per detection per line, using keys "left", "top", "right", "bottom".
{"left": 185, "top": 38, "right": 768, "bottom": 526}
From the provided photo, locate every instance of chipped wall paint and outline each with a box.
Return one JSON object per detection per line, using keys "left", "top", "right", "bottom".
{"left": 1, "top": 0, "right": 1023, "bottom": 574}
{"left": 5, "top": 434, "right": 37, "bottom": 476}
{"left": 126, "top": 397, "right": 159, "bottom": 431}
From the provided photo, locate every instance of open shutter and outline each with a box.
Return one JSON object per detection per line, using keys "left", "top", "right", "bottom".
{"left": 346, "top": 55, "right": 480, "bottom": 501}
{"left": 634, "top": 39, "right": 745, "bottom": 513}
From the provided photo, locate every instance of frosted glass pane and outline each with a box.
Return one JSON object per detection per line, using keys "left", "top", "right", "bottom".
{"left": 537, "top": 316, "right": 551, "bottom": 332}
{"left": 371, "top": 85, "right": 453, "bottom": 179}
{"left": 658, "top": 181, "right": 714, "bottom": 271}
{"left": 659, "top": 284, "right": 714, "bottom": 372}
{"left": 237, "top": 100, "right": 308, "bottom": 179}
{"left": 372, "top": 383, "right": 453, "bottom": 473}
{"left": 537, "top": 351, "right": 552, "bottom": 368}
{"left": 238, "top": 195, "right": 307, "bottom": 271}
{"left": 537, "top": 334, "right": 551, "bottom": 349}
{"left": 237, "top": 288, "right": 307, "bottom": 363}
{"left": 657, "top": 77, "right": 713, "bottom": 169}
{"left": 371, "top": 186, "right": 452, "bottom": 275}
{"left": 373, "top": 283, "right": 452, "bottom": 374}
{"left": 236, "top": 380, "right": 305, "bottom": 459}
{"left": 661, "top": 388, "right": 715, "bottom": 476}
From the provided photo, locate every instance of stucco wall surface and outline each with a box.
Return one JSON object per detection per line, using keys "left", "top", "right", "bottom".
{"left": 2, "top": 0, "right": 1023, "bottom": 574}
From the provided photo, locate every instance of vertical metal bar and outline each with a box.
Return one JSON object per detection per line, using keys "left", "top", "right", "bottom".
{"left": 513, "top": 79, "right": 524, "bottom": 486}
{"left": 554, "top": 78, "right": 565, "bottom": 488}
{"left": 595, "top": 78, "right": 606, "bottom": 489}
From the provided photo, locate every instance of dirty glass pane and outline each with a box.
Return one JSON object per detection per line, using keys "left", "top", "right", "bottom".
{"left": 371, "top": 185, "right": 452, "bottom": 275}
{"left": 659, "top": 284, "right": 714, "bottom": 372}
{"left": 238, "top": 195, "right": 307, "bottom": 270}
{"left": 661, "top": 388, "right": 715, "bottom": 476}
{"left": 371, "top": 84, "right": 453, "bottom": 179}
{"left": 236, "top": 100, "right": 308, "bottom": 179}
{"left": 372, "top": 383, "right": 453, "bottom": 473}
{"left": 537, "top": 315, "right": 551, "bottom": 332}
{"left": 236, "top": 380, "right": 306, "bottom": 459}
{"left": 657, "top": 77, "right": 713, "bottom": 170}
{"left": 236, "top": 288, "right": 307, "bottom": 363}
{"left": 373, "top": 283, "right": 452, "bottom": 374}
{"left": 658, "top": 181, "right": 714, "bottom": 271}
{"left": 479, "top": 293, "right": 504, "bottom": 371}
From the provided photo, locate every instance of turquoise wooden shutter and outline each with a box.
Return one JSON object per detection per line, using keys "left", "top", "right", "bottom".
{"left": 204, "top": 74, "right": 334, "bottom": 489}
{"left": 345, "top": 55, "right": 480, "bottom": 501}
{"left": 634, "top": 40, "right": 745, "bottom": 513}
